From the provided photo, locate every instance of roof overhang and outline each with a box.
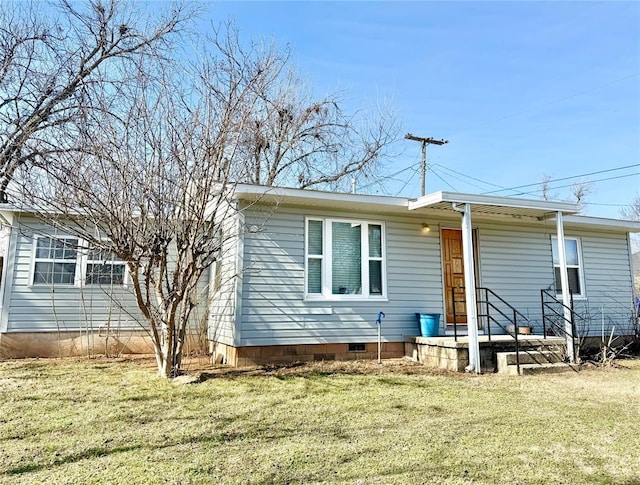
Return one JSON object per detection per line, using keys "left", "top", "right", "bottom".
{"left": 408, "top": 191, "right": 581, "bottom": 220}
{"left": 563, "top": 215, "right": 640, "bottom": 232}
{"left": 234, "top": 184, "right": 410, "bottom": 214}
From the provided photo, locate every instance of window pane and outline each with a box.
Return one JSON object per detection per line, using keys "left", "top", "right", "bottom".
{"left": 554, "top": 268, "right": 581, "bottom": 295}
{"left": 567, "top": 268, "right": 581, "bottom": 294}
{"left": 35, "top": 238, "right": 53, "bottom": 259}
{"left": 54, "top": 239, "right": 77, "bottom": 259}
{"left": 369, "top": 260, "right": 382, "bottom": 295}
{"left": 86, "top": 263, "right": 124, "bottom": 285}
{"left": 53, "top": 262, "right": 77, "bottom": 284}
{"left": 332, "top": 222, "right": 361, "bottom": 295}
{"left": 307, "top": 258, "right": 322, "bottom": 293}
{"left": 88, "top": 248, "right": 121, "bottom": 262}
{"left": 34, "top": 262, "right": 76, "bottom": 284}
{"left": 552, "top": 238, "right": 578, "bottom": 266}
{"left": 33, "top": 261, "right": 53, "bottom": 284}
{"left": 368, "top": 224, "right": 382, "bottom": 258}
{"left": 565, "top": 240, "right": 578, "bottom": 266}
{"left": 308, "top": 220, "right": 323, "bottom": 255}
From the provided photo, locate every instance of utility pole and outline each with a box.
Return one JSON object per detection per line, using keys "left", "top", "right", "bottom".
{"left": 404, "top": 133, "right": 448, "bottom": 196}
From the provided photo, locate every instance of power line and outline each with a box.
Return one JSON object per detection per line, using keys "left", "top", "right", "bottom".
{"left": 404, "top": 133, "right": 449, "bottom": 196}
{"left": 429, "top": 167, "right": 458, "bottom": 191}
{"left": 483, "top": 163, "right": 640, "bottom": 195}
{"left": 512, "top": 172, "right": 640, "bottom": 197}
{"left": 358, "top": 161, "right": 420, "bottom": 191}
{"left": 429, "top": 165, "right": 485, "bottom": 191}
{"left": 432, "top": 164, "right": 506, "bottom": 190}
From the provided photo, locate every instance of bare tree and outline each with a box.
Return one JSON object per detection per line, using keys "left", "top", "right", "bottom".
{"left": 570, "top": 181, "right": 593, "bottom": 209}
{"left": 0, "top": 0, "right": 192, "bottom": 203}
{"left": 621, "top": 195, "right": 640, "bottom": 221}
{"left": 12, "top": 16, "right": 399, "bottom": 377}
{"left": 217, "top": 25, "right": 399, "bottom": 191}
{"left": 17, "top": 54, "right": 256, "bottom": 376}
{"left": 540, "top": 174, "right": 554, "bottom": 201}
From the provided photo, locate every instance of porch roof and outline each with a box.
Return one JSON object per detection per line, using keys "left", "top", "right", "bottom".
{"left": 408, "top": 191, "right": 581, "bottom": 220}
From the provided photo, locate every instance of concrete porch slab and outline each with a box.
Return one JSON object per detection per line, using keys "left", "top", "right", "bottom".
{"left": 404, "top": 334, "right": 567, "bottom": 373}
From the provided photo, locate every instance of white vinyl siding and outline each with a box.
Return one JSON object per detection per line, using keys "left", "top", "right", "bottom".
{"left": 207, "top": 209, "right": 241, "bottom": 347}
{"left": 478, "top": 221, "right": 633, "bottom": 336}
{"left": 305, "top": 217, "right": 386, "bottom": 300}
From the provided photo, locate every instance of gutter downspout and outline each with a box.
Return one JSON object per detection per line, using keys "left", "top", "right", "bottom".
{"left": 555, "top": 211, "right": 575, "bottom": 363}
{"left": 453, "top": 202, "right": 481, "bottom": 373}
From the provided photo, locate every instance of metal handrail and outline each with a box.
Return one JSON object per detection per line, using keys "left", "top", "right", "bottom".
{"left": 540, "top": 289, "right": 579, "bottom": 361}
{"left": 450, "top": 286, "right": 534, "bottom": 374}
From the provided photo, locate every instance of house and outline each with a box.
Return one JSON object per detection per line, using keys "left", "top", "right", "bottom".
{"left": 1, "top": 185, "right": 639, "bottom": 369}
{"left": 208, "top": 186, "right": 640, "bottom": 368}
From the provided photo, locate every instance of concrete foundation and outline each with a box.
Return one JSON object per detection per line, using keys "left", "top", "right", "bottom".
{"left": 209, "top": 341, "right": 405, "bottom": 366}
{"left": 0, "top": 329, "right": 206, "bottom": 359}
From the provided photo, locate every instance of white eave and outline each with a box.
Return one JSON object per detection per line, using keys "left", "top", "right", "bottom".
{"left": 563, "top": 215, "right": 640, "bottom": 232}
{"left": 408, "top": 190, "right": 581, "bottom": 220}
{"left": 234, "top": 183, "right": 410, "bottom": 213}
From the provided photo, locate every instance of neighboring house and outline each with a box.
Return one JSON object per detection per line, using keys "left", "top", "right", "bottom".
{"left": 1, "top": 185, "right": 639, "bottom": 364}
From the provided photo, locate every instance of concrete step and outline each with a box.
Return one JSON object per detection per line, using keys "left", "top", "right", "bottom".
{"left": 518, "top": 362, "right": 580, "bottom": 376}
{"left": 496, "top": 350, "right": 564, "bottom": 372}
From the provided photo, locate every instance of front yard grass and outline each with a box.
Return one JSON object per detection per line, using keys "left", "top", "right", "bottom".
{"left": 1, "top": 357, "right": 639, "bottom": 484}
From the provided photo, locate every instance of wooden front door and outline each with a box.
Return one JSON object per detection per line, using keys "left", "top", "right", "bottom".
{"left": 442, "top": 229, "right": 467, "bottom": 324}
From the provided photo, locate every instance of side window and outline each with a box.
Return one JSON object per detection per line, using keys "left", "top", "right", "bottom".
{"left": 32, "top": 237, "right": 79, "bottom": 285}
{"left": 85, "top": 248, "right": 126, "bottom": 285}
{"left": 551, "top": 237, "right": 584, "bottom": 297}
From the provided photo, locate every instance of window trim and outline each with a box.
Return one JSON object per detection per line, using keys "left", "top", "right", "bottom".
{"left": 30, "top": 235, "right": 128, "bottom": 288}
{"left": 551, "top": 236, "right": 586, "bottom": 299}
{"left": 82, "top": 244, "right": 128, "bottom": 287}
{"left": 304, "top": 217, "right": 387, "bottom": 301}
{"left": 30, "top": 235, "right": 82, "bottom": 287}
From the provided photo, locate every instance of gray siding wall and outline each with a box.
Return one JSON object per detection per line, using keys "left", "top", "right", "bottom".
{"left": 239, "top": 205, "right": 443, "bottom": 346}
{"left": 571, "top": 229, "right": 635, "bottom": 337}
{"left": 476, "top": 221, "right": 555, "bottom": 333}
{"left": 207, "top": 209, "right": 240, "bottom": 346}
{"left": 5, "top": 216, "right": 143, "bottom": 332}
{"left": 477, "top": 220, "right": 634, "bottom": 336}
{"left": 237, "top": 206, "right": 635, "bottom": 346}
{"left": 5, "top": 216, "right": 211, "bottom": 334}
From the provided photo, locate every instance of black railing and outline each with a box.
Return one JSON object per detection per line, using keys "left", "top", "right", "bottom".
{"left": 540, "top": 289, "right": 578, "bottom": 362}
{"left": 451, "top": 286, "right": 532, "bottom": 374}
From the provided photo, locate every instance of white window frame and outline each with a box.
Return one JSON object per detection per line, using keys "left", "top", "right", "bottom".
{"left": 30, "top": 235, "right": 82, "bottom": 287}
{"left": 551, "top": 236, "right": 586, "bottom": 299}
{"left": 30, "top": 236, "right": 128, "bottom": 288}
{"left": 81, "top": 245, "right": 128, "bottom": 287}
{"left": 305, "top": 217, "right": 387, "bottom": 301}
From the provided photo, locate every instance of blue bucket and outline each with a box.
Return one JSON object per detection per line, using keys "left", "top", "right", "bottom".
{"left": 415, "top": 313, "right": 441, "bottom": 337}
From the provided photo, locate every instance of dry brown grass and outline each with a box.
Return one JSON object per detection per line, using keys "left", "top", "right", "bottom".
{"left": 1, "top": 356, "right": 639, "bottom": 484}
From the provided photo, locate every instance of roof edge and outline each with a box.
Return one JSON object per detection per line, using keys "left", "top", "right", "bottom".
{"left": 408, "top": 190, "right": 580, "bottom": 214}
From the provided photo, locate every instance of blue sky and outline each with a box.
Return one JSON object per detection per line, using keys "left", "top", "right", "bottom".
{"left": 207, "top": 1, "right": 640, "bottom": 219}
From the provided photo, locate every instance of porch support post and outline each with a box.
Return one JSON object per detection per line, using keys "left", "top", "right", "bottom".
{"left": 555, "top": 211, "right": 575, "bottom": 363}
{"left": 460, "top": 203, "right": 481, "bottom": 373}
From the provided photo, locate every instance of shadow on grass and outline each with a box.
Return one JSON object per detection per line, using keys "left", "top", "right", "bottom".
{"left": 193, "top": 360, "right": 457, "bottom": 383}
{"left": 6, "top": 444, "right": 141, "bottom": 475}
